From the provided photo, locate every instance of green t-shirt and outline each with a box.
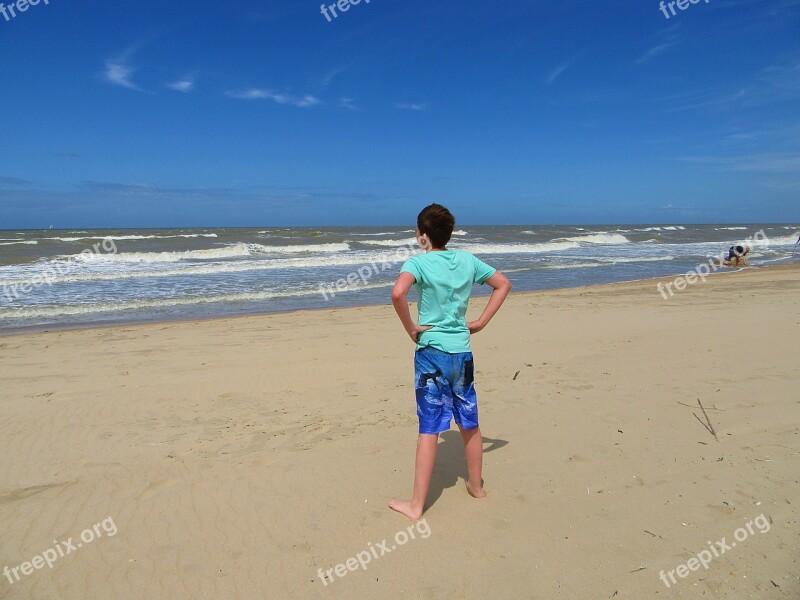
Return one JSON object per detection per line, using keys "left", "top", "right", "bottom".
{"left": 400, "top": 250, "right": 497, "bottom": 353}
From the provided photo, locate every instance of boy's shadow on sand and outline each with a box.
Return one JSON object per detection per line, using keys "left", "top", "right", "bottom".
{"left": 425, "top": 432, "right": 508, "bottom": 510}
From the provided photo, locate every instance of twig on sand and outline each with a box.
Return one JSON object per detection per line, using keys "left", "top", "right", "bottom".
{"left": 678, "top": 401, "right": 724, "bottom": 411}
{"left": 643, "top": 530, "right": 664, "bottom": 539}
{"left": 629, "top": 564, "right": 647, "bottom": 573}
{"left": 693, "top": 399, "right": 719, "bottom": 442}
{"left": 512, "top": 370, "right": 520, "bottom": 381}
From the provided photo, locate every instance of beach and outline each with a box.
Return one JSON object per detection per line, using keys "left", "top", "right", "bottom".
{"left": 1, "top": 263, "right": 798, "bottom": 599}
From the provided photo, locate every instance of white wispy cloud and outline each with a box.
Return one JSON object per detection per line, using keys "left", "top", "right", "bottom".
{"left": 636, "top": 24, "right": 681, "bottom": 65}
{"left": 320, "top": 67, "right": 346, "bottom": 89}
{"left": 103, "top": 60, "right": 140, "bottom": 90}
{"left": 757, "top": 59, "right": 800, "bottom": 104}
{"left": 396, "top": 102, "right": 428, "bottom": 111}
{"left": 636, "top": 41, "right": 678, "bottom": 65}
{"left": 546, "top": 61, "right": 572, "bottom": 84}
{"left": 102, "top": 46, "right": 143, "bottom": 91}
{"left": 656, "top": 56, "right": 800, "bottom": 113}
{"left": 166, "top": 74, "right": 196, "bottom": 93}
{"left": 226, "top": 89, "right": 321, "bottom": 107}
{"left": 338, "top": 97, "right": 357, "bottom": 110}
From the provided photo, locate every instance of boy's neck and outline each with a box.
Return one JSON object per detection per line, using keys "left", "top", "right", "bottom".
{"left": 427, "top": 247, "right": 447, "bottom": 252}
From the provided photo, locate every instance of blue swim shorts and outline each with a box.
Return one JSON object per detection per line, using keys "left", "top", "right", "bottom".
{"left": 414, "top": 345, "right": 478, "bottom": 434}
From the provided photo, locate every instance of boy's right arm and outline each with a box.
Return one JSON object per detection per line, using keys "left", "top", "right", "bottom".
{"left": 392, "top": 272, "right": 432, "bottom": 343}
{"left": 468, "top": 271, "right": 512, "bottom": 334}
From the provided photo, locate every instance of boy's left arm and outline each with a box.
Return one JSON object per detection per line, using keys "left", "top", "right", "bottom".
{"left": 391, "top": 272, "right": 431, "bottom": 343}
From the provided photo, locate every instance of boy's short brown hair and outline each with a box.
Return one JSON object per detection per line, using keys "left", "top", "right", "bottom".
{"left": 417, "top": 203, "right": 455, "bottom": 248}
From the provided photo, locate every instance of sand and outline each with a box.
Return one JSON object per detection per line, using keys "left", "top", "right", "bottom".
{"left": 1, "top": 263, "right": 798, "bottom": 599}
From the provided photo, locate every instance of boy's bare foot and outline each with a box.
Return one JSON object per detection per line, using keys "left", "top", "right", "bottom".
{"left": 465, "top": 480, "right": 486, "bottom": 499}
{"left": 388, "top": 499, "right": 424, "bottom": 520}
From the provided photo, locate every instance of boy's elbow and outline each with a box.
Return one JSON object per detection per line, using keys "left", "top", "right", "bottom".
{"left": 391, "top": 290, "right": 406, "bottom": 303}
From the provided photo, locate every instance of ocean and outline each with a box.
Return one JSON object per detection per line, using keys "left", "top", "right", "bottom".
{"left": 0, "top": 224, "right": 798, "bottom": 333}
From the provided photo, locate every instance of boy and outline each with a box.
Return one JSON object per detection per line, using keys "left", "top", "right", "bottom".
{"left": 389, "top": 203, "right": 512, "bottom": 519}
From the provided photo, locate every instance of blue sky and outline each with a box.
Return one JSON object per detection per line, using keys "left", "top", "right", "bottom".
{"left": 0, "top": 0, "right": 798, "bottom": 228}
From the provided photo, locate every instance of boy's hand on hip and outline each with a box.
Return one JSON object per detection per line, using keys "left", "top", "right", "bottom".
{"left": 409, "top": 324, "right": 432, "bottom": 344}
{"left": 467, "top": 319, "right": 485, "bottom": 334}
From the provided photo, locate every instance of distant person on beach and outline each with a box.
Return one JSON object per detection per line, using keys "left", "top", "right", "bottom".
{"left": 389, "top": 203, "right": 512, "bottom": 519}
{"left": 725, "top": 244, "right": 749, "bottom": 267}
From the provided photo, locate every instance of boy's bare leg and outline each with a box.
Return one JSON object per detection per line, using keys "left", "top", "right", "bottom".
{"left": 459, "top": 425, "right": 486, "bottom": 498}
{"left": 389, "top": 433, "right": 438, "bottom": 519}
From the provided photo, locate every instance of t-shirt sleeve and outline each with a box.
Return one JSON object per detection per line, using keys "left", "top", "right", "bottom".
{"left": 471, "top": 254, "right": 497, "bottom": 284}
{"left": 400, "top": 258, "right": 422, "bottom": 284}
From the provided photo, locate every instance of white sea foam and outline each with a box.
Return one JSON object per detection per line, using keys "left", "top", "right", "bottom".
{"left": 346, "top": 231, "right": 411, "bottom": 237}
{"left": 750, "top": 234, "right": 797, "bottom": 246}
{"left": 44, "top": 233, "right": 218, "bottom": 242}
{"left": 629, "top": 226, "right": 685, "bottom": 232}
{"left": 0, "top": 281, "right": 398, "bottom": 320}
{"left": 454, "top": 241, "right": 581, "bottom": 254}
{"left": 54, "top": 242, "right": 352, "bottom": 265}
{"left": 247, "top": 242, "right": 350, "bottom": 254}
{"left": 357, "top": 230, "right": 465, "bottom": 244}
{"left": 0, "top": 246, "right": 422, "bottom": 286}
{"left": 356, "top": 238, "right": 418, "bottom": 247}
{"left": 554, "top": 233, "right": 631, "bottom": 245}
{"left": 68, "top": 243, "right": 252, "bottom": 263}
{"left": 0, "top": 240, "right": 38, "bottom": 246}
{"left": 597, "top": 255, "right": 676, "bottom": 264}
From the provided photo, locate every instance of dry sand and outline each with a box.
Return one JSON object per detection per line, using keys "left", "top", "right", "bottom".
{"left": 1, "top": 263, "right": 798, "bottom": 599}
